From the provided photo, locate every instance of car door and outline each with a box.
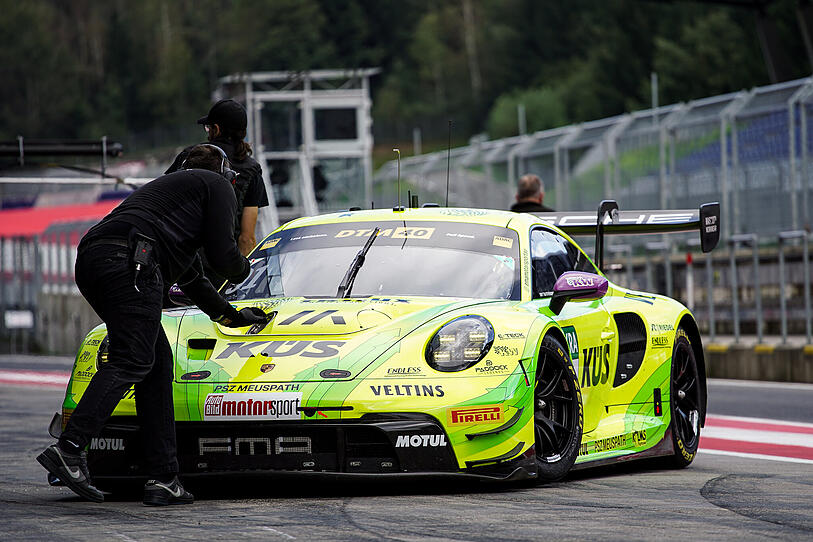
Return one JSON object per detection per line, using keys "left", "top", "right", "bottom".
{"left": 528, "top": 228, "right": 616, "bottom": 435}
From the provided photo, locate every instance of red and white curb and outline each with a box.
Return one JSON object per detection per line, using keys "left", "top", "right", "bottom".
{"left": 0, "top": 370, "right": 70, "bottom": 389}
{"left": 701, "top": 414, "right": 813, "bottom": 465}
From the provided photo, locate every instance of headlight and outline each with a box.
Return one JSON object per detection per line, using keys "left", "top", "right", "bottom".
{"left": 95, "top": 335, "right": 109, "bottom": 371}
{"left": 425, "top": 316, "right": 494, "bottom": 372}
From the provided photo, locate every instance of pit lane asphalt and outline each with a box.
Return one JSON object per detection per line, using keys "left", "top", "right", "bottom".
{"left": 1, "top": 357, "right": 812, "bottom": 541}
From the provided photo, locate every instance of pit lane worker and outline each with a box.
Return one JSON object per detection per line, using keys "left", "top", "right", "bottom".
{"left": 36, "top": 144, "right": 267, "bottom": 506}
{"left": 166, "top": 99, "right": 268, "bottom": 258}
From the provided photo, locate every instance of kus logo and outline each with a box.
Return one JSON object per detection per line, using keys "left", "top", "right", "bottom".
{"left": 447, "top": 405, "right": 504, "bottom": 426}
{"left": 395, "top": 434, "right": 447, "bottom": 448}
{"left": 203, "top": 392, "right": 302, "bottom": 421}
{"left": 335, "top": 227, "right": 435, "bottom": 240}
{"left": 581, "top": 344, "right": 610, "bottom": 387}
{"left": 216, "top": 340, "right": 345, "bottom": 360}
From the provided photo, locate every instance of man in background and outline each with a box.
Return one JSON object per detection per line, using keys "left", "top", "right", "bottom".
{"left": 510, "top": 173, "right": 554, "bottom": 213}
{"left": 167, "top": 99, "right": 268, "bottom": 258}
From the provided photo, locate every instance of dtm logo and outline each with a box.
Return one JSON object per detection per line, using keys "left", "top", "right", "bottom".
{"left": 395, "top": 434, "right": 447, "bottom": 448}
{"left": 90, "top": 437, "right": 125, "bottom": 452}
{"left": 581, "top": 344, "right": 610, "bottom": 387}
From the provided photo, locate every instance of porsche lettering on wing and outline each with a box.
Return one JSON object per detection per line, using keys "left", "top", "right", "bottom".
{"left": 216, "top": 340, "right": 345, "bottom": 359}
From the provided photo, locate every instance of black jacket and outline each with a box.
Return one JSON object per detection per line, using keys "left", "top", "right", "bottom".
{"left": 166, "top": 138, "right": 268, "bottom": 240}
{"left": 510, "top": 201, "right": 555, "bottom": 213}
{"left": 80, "top": 169, "right": 250, "bottom": 319}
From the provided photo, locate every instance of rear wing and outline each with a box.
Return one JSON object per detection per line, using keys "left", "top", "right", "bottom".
{"left": 532, "top": 201, "right": 720, "bottom": 271}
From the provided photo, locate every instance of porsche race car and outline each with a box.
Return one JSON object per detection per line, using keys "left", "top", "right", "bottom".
{"left": 52, "top": 201, "right": 720, "bottom": 487}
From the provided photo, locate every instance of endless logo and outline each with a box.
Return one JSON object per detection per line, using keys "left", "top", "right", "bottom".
{"left": 395, "top": 434, "right": 447, "bottom": 448}
{"left": 581, "top": 344, "right": 610, "bottom": 387}
{"left": 203, "top": 392, "right": 302, "bottom": 421}
{"left": 447, "top": 405, "right": 503, "bottom": 426}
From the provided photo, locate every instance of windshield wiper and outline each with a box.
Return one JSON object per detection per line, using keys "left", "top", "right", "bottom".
{"left": 336, "top": 227, "right": 380, "bottom": 298}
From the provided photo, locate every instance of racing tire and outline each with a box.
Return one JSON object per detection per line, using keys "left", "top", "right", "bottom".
{"left": 666, "top": 327, "right": 703, "bottom": 468}
{"left": 534, "top": 335, "right": 583, "bottom": 482}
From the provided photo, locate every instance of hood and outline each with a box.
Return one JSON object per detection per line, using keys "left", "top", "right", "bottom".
{"left": 177, "top": 296, "right": 500, "bottom": 384}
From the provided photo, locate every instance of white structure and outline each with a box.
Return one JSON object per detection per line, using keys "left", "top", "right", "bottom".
{"left": 214, "top": 69, "right": 380, "bottom": 238}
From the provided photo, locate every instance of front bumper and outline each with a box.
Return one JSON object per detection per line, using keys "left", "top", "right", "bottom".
{"left": 68, "top": 413, "right": 536, "bottom": 483}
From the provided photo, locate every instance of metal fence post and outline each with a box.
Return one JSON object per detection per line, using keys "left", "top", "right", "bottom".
{"left": 778, "top": 234, "right": 788, "bottom": 343}
{"left": 805, "top": 233, "right": 812, "bottom": 344}
{"left": 730, "top": 233, "right": 760, "bottom": 343}
{"left": 729, "top": 238, "right": 740, "bottom": 342}
{"left": 706, "top": 248, "right": 716, "bottom": 342}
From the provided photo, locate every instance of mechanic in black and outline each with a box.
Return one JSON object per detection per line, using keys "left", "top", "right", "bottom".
{"left": 166, "top": 99, "right": 269, "bottom": 258}
{"left": 37, "top": 145, "right": 266, "bottom": 506}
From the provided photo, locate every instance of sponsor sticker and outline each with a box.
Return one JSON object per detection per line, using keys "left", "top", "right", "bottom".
{"left": 369, "top": 384, "right": 444, "bottom": 397}
{"left": 395, "top": 434, "right": 447, "bottom": 447}
{"left": 90, "top": 437, "right": 125, "bottom": 452}
{"left": 386, "top": 367, "right": 423, "bottom": 376}
{"left": 203, "top": 392, "right": 302, "bottom": 421}
{"left": 492, "top": 345, "right": 519, "bottom": 357}
{"left": 651, "top": 336, "right": 670, "bottom": 348}
{"left": 260, "top": 238, "right": 281, "bottom": 250}
{"left": 447, "top": 405, "right": 504, "bottom": 426}
{"left": 578, "top": 430, "right": 647, "bottom": 456}
{"left": 492, "top": 235, "right": 514, "bottom": 249}
{"left": 212, "top": 383, "right": 301, "bottom": 393}
{"left": 474, "top": 360, "right": 510, "bottom": 374}
{"left": 335, "top": 227, "right": 435, "bottom": 240}
{"left": 498, "top": 332, "right": 525, "bottom": 340}
{"left": 651, "top": 323, "right": 674, "bottom": 332}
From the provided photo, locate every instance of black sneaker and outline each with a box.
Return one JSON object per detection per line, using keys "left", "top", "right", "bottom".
{"left": 143, "top": 476, "right": 194, "bottom": 506}
{"left": 36, "top": 444, "right": 104, "bottom": 503}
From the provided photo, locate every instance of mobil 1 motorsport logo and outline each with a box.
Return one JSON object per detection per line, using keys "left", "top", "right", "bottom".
{"left": 203, "top": 392, "right": 302, "bottom": 421}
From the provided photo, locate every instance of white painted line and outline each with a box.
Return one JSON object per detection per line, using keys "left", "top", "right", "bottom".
{"left": 708, "top": 378, "right": 813, "bottom": 391}
{"left": 702, "top": 426, "right": 813, "bottom": 448}
{"left": 707, "top": 414, "right": 813, "bottom": 430}
{"left": 699, "top": 448, "right": 813, "bottom": 465}
{"left": 0, "top": 370, "right": 69, "bottom": 386}
{"left": 260, "top": 527, "right": 296, "bottom": 539}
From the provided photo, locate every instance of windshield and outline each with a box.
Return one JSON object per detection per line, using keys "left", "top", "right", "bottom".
{"left": 224, "top": 221, "right": 521, "bottom": 301}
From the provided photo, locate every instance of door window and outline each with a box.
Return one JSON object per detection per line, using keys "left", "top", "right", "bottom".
{"left": 530, "top": 229, "right": 597, "bottom": 298}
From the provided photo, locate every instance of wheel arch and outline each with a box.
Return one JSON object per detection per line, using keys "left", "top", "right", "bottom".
{"left": 677, "top": 313, "right": 707, "bottom": 426}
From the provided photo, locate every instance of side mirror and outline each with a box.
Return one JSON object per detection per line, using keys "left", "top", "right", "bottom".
{"left": 167, "top": 284, "right": 193, "bottom": 307}
{"left": 548, "top": 271, "right": 608, "bottom": 315}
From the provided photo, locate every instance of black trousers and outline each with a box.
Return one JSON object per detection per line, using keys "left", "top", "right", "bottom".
{"left": 61, "top": 242, "right": 178, "bottom": 477}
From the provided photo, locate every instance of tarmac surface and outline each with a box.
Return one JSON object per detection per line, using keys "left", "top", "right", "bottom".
{"left": 0, "top": 356, "right": 811, "bottom": 541}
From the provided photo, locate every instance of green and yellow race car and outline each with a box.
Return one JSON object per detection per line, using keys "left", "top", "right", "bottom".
{"left": 53, "top": 201, "right": 720, "bottom": 487}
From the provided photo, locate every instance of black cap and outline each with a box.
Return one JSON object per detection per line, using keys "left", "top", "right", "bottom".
{"left": 197, "top": 99, "right": 247, "bottom": 131}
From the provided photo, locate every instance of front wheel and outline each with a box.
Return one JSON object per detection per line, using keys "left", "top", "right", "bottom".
{"left": 667, "top": 327, "right": 703, "bottom": 468}
{"left": 534, "top": 335, "right": 583, "bottom": 482}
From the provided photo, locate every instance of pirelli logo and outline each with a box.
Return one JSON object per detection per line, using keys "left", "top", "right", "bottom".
{"left": 447, "top": 405, "right": 504, "bottom": 426}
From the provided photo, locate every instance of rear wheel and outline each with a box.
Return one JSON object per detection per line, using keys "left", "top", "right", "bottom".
{"left": 667, "top": 327, "right": 703, "bottom": 468}
{"left": 534, "top": 335, "right": 583, "bottom": 482}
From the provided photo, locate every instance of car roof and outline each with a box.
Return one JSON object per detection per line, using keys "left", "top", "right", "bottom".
{"left": 279, "top": 207, "right": 542, "bottom": 230}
